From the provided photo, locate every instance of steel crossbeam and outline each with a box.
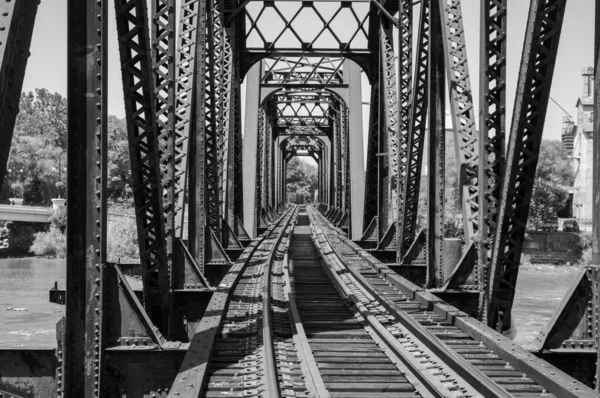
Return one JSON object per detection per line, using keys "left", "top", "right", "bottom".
{"left": 261, "top": 56, "right": 345, "bottom": 86}
{"left": 397, "top": 0, "right": 429, "bottom": 259}
{"left": 114, "top": 0, "right": 169, "bottom": 332}
{"left": 438, "top": 0, "right": 479, "bottom": 244}
{"left": 478, "top": 0, "right": 507, "bottom": 320}
{"left": 0, "top": 0, "right": 39, "bottom": 191}
{"left": 64, "top": 0, "right": 107, "bottom": 395}
{"left": 487, "top": 0, "right": 567, "bottom": 331}
{"left": 243, "top": 0, "right": 372, "bottom": 53}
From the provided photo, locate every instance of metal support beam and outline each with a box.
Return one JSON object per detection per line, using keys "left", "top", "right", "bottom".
{"left": 204, "top": 0, "right": 222, "bottom": 238}
{"left": 115, "top": 0, "right": 169, "bottom": 333}
{"left": 438, "top": 0, "right": 479, "bottom": 244}
{"left": 380, "top": 18, "right": 401, "bottom": 241}
{"left": 242, "top": 63, "right": 261, "bottom": 237}
{"left": 151, "top": 0, "right": 177, "bottom": 337}
{"left": 65, "top": 0, "right": 107, "bottom": 395}
{"left": 478, "top": 0, "right": 507, "bottom": 320}
{"left": 428, "top": 0, "right": 445, "bottom": 289}
{"left": 488, "top": 0, "right": 567, "bottom": 332}
{"left": 174, "top": 0, "right": 199, "bottom": 239}
{"left": 398, "top": 0, "right": 429, "bottom": 259}
{"left": 0, "top": 0, "right": 39, "bottom": 190}
{"left": 363, "top": 74, "right": 380, "bottom": 236}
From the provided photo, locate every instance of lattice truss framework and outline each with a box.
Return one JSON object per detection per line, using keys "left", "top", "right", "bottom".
{"left": 262, "top": 56, "right": 345, "bottom": 85}
{"left": 5, "top": 0, "right": 571, "bottom": 393}
{"left": 244, "top": 0, "right": 372, "bottom": 52}
{"left": 478, "top": 0, "right": 507, "bottom": 322}
{"left": 487, "top": 0, "right": 567, "bottom": 331}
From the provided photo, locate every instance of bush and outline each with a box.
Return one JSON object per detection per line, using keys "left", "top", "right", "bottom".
{"left": 49, "top": 205, "right": 67, "bottom": 232}
{"left": 30, "top": 227, "right": 66, "bottom": 258}
{"left": 107, "top": 216, "right": 139, "bottom": 263}
{"left": 576, "top": 232, "right": 594, "bottom": 266}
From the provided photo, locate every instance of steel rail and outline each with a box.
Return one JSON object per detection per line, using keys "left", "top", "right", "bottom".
{"left": 308, "top": 208, "right": 483, "bottom": 398}
{"left": 309, "top": 205, "right": 599, "bottom": 398}
{"left": 168, "top": 205, "right": 296, "bottom": 397}
{"left": 316, "top": 227, "right": 512, "bottom": 397}
{"left": 261, "top": 210, "right": 298, "bottom": 396}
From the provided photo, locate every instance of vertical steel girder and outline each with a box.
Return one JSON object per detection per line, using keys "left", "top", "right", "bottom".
{"left": 478, "top": 0, "right": 507, "bottom": 320}
{"left": 255, "top": 106, "right": 266, "bottom": 221}
{"left": 114, "top": 0, "right": 169, "bottom": 332}
{"left": 398, "top": 0, "right": 430, "bottom": 259}
{"left": 203, "top": 0, "right": 222, "bottom": 238}
{"left": 428, "top": 0, "right": 445, "bottom": 288}
{"left": 242, "top": 63, "right": 261, "bottom": 237}
{"left": 174, "top": 0, "right": 199, "bottom": 238}
{"left": 151, "top": 0, "right": 177, "bottom": 335}
{"left": 380, "top": 18, "right": 401, "bottom": 240}
{"left": 439, "top": 0, "right": 479, "bottom": 243}
{"left": 231, "top": 86, "right": 244, "bottom": 222}
{"left": 0, "top": 0, "right": 38, "bottom": 190}
{"left": 265, "top": 109, "right": 273, "bottom": 209}
{"left": 395, "top": 0, "right": 412, "bottom": 254}
{"left": 223, "top": 26, "right": 244, "bottom": 231}
{"left": 593, "top": 0, "right": 600, "bottom": 266}
{"left": 65, "top": 0, "right": 107, "bottom": 395}
{"left": 332, "top": 103, "right": 341, "bottom": 208}
{"left": 341, "top": 106, "right": 351, "bottom": 212}
{"left": 363, "top": 78, "right": 379, "bottom": 234}
{"left": 488, "top": 0, "right": 567, "bottom": 331}
{"left": 189, "top": 0, "right": 209, "bottom": 271}
{"left": 343, "top": 61, "right": 365, "bottom": 238}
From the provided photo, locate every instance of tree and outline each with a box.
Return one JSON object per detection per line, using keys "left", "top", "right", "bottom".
{"left": 528, "top": 140, "right": 574, "bottom": 230}
{"left": 2, "top": 89, "right": 132, "bottom": 205}
{"left": 107, "top": 115, "right": 133, "bottom": 204}
{"left": 3, "top": 90, "right": 68, "bottom": 204}
{"left": 286, "top": 157, "right": 318, "bottom": 200}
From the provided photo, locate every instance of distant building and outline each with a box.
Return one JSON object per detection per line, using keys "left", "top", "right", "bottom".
{"left": 570, "top": 67, "right": 595, "bottom": 222}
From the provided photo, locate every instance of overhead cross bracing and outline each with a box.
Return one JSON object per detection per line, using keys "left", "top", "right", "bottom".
{"left": 2, "top": 0, "right": 600, "bottom": 395}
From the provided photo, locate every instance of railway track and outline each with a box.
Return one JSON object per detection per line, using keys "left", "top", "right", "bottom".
{"left": 171, "top": 205, "right": 598, "bottom": 397}
{"left": 307, "top": 205, "right": 598, "bottom": 398}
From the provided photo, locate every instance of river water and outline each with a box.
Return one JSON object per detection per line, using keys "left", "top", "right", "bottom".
{"left": 0, "top": 258, "right": 581, "bottom": 349}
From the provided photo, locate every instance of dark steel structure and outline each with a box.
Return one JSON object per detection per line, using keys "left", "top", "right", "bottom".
{"left": 4, "top": 0, "right": 600, "bottom": 395}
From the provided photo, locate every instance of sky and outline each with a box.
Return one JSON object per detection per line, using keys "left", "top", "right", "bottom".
{"left": 22, "top": 0, "right": 596, "bottom": 147}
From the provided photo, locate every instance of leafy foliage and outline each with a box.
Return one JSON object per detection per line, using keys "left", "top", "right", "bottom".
{"left": 49, "top": 205, "right": 67, "bottom": 232}
{"left": 528, "top": 140, "right": 574, "bottom": 230}
{"left": 30, "top": 227, "right": 66, "bottom": 259}
{"left": 286, "top": 157, "right": 317, "bottom": 200}
{"left": 107, "top": 216, "right": 140, "bottom": 263}
{"left": 2, "top": 89, "right": 132, "bottom": 205}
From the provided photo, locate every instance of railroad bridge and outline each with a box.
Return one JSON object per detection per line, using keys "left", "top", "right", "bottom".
{"left": 1, "top": 0, "right": 600, "bottom": 396}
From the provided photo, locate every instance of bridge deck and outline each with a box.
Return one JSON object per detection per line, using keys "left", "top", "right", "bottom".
{"left": 167, "top": 205, "right": 596, "bottom": 397}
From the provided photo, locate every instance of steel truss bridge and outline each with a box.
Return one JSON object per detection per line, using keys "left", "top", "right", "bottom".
{"left": 1, "top": 0, "right": 600, "bottom": 396}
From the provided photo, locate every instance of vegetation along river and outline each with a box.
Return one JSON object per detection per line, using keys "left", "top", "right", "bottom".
{"left": 0, "top": 258, "right": 580, "bottom": 349}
